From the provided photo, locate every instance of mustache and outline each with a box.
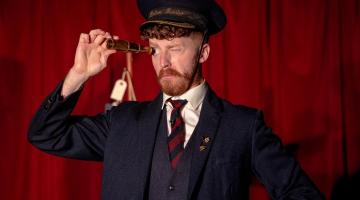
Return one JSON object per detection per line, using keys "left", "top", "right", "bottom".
{"left": 159, "top": 68, "right": 182, "bottom": 78}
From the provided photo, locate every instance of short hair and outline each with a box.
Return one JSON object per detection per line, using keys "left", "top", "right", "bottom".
{"left": 140, "top": 24, "right": 210, "bottom": 43}
{"left": 140, "top": 23, "right": 194, "bottom": 40}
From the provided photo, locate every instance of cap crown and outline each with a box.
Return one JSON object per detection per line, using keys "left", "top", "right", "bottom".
{"left": 137, "top": 0, "right": 226, "bottom": 35}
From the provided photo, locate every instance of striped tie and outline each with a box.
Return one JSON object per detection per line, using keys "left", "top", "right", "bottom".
{"left": 166, "top": 99, "right": 187, "bottom": 169}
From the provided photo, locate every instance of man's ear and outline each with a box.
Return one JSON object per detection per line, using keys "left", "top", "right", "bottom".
{"left": 199, "top": 43, "right": 210, "bottom": 64}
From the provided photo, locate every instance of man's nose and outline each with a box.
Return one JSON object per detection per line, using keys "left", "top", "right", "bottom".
{"left": 159, "top": 51, "right": 171, "bottom": 68}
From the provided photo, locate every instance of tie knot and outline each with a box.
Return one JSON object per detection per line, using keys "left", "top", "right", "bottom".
{"left": 167, "top": 99, "right": 188, "bottom": 110}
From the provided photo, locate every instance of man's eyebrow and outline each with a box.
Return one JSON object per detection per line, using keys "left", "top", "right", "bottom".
{"left": 168, "top": 44, "right": 181, "bottom": 48}
{"left": 148, "top": 41, "right": 182, "bottom": 48}
{"left": 149, "top": 42, "right": 159, "bottom": 47}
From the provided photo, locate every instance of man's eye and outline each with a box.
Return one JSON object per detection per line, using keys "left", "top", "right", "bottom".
{"left": 151, "top": 48, "right": 158, "bottom": 56}
{"left": 170, "top": 48, "right": 181, "bottom": 52}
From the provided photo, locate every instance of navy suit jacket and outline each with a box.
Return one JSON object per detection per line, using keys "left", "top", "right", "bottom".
{"left": 28, "top": 83, "right": 324, "bottom": 200}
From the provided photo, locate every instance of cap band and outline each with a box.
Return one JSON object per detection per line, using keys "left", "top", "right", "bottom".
{"left": 147, "top": 7, "right": 208, "bottom": 30}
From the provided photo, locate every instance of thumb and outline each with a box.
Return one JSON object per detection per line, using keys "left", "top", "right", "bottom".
{"left": 103, "top": 49, "right": 117, "bottom": 58}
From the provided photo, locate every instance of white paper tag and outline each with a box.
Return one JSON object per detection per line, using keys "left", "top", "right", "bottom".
{"left": 110, "top": 79, "right": 127, "bottom": 101}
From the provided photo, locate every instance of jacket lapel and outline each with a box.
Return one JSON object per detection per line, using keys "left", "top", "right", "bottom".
{"left": 187, "top": 88, "right": 222, "bottom": 199}
{"left": 136, "top": 93, "right": 163, "bottom": 199}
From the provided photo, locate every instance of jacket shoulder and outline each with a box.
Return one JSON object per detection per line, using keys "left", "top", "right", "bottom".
{"left": 220, "top": 98, "right": 261, "bottom": 119}
{"left": 109, "top": 101, "right": 151, "bottom": 119}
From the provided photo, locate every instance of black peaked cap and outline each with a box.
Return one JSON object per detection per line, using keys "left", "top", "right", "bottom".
{"left": 137, "top": 0, "right": 226, "bottom": 35}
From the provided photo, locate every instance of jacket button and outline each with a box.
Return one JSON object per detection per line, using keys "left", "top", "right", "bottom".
{"left": 168, "top": 185, "right": 175, "bottom": 191}
{"left": 44, "top": 98, "right": 54, "bottom": 111}
{"left": 44, "top": 103, "right": 51, "bottom": 111}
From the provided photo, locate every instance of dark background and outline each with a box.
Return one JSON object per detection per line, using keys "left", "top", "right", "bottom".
{"left": 0, "top": 0, "right": 359, "bottom": 199}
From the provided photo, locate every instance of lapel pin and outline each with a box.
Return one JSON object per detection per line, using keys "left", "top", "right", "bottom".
{"left": 199, "top": 136, "right": 211, "bottom": 152}
{"left": 199, "top": 145, "right": 206, "bottom": 152}
{"left": 203, "top": 137, "right": 210, "bottom": 144}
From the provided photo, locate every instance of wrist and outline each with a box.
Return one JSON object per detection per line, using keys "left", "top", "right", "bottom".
{"left": 69, "top": 66, "right": 90, "bottom": 81}
{"left": 61, "top": 68, "right": 89, "bottom": 97}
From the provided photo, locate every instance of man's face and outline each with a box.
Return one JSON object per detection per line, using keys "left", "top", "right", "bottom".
{"left": 149, "top": 33, "right": 207, "bottom": 96}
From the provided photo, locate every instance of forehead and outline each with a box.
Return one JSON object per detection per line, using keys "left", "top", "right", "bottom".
{"left": 148, "top": 32, "right": 202, "bottom": 47}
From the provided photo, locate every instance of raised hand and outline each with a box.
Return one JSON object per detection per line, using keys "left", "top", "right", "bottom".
{"left": 61, "top": 29, "right": 118, "bottom": 97}
{"left": 73, "top": 29, "right": 117, "bottom": 78}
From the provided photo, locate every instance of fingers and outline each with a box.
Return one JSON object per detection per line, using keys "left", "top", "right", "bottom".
{"left": 78, "top": 33, "right": 90, "bottom": 45}
{"left": 104, "top": 49, "right": 117, "bottom": 57}
{"left": 88, "top": 29, "right": 108, "bottom": 46}
{"left": 100, "top": 32, "right": 112, "bottom": 48}
{"left": 101, "top": 35, "right": 120, "bottom": 48}
{"left": 90, "top": 30, "right": 117, "bottom": 56}
{"left": 89, "top": 29, "right": 105, "bottom": 42}
{"left": 90, "top": 30, "right": 118, "bottom": 48}
{"left": 93, "top": 35, "right": 106, "bottom": 46}
{"left": 79, "top": 29, "right": 119, "bottom": 52}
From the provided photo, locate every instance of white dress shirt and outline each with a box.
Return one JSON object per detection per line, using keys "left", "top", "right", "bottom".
{"left": 162, "top": 80, "right": 208, "bottom": 147}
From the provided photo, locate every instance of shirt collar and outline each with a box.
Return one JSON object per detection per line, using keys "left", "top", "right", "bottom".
{"left": 162, "top": 80, "right": 208, "bottom": 110}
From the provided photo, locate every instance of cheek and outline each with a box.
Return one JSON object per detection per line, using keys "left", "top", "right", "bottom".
{"left": 174, "top": 53, "right": 196, "bottom": 73}
{"left": 151, "top": 57, "right": 160, "bottom": 74}
{"left": 172, "top": 54, "right": 186, "bottom": 67}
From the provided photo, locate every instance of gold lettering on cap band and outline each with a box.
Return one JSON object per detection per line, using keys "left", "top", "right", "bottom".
{"left": 148, "top": 7, "right": 208, "bottom": 29}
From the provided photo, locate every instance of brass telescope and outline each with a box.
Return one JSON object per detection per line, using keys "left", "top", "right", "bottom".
{"left": 106, "top": 38, "right": 154, "bottom": 55}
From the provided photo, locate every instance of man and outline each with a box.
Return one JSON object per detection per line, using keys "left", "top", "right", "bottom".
{"left": 28, "top": 0, "right": 324, "bottom": 199}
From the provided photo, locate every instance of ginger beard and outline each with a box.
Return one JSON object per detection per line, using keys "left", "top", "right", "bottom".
{"left": 157, "top": 53, "right": 201, "bottom": 96}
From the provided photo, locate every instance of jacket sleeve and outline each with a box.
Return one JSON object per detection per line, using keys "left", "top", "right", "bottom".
{"left": 251, "top": 111, "right": 325, "bottom": 200}
{"left": 28, "top": 82, "right": 111, "bottom": 161}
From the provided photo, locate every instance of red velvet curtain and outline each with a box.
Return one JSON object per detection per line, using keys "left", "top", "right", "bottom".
{"left": 1, "top": 0, "right": 359, "bottom": 199}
